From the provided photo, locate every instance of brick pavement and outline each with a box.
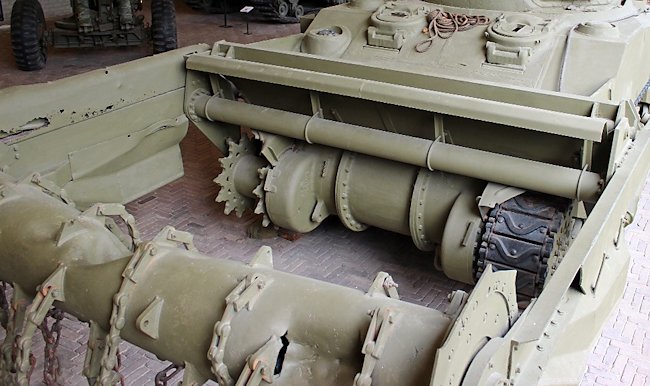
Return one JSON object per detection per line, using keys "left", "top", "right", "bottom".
{"left": 1, "top": 0, "right": 70, "bottom": 27}
{"left": 1, "top": 4, "right": 650, "bottom": 385}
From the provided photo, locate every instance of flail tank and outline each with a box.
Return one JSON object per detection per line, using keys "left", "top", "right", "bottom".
{"left": 1, "top": 0, "right": 650, "bottom": 384}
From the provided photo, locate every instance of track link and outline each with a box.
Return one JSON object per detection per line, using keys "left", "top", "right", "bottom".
{"left": 476, "top": 193, "right": 568, "bottom": 299}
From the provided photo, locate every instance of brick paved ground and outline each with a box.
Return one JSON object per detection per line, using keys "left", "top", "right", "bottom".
{"left": 1, "top": 0, "right": 70, "bottom": 27}
{"left": 1, "top": 4, "right": 650, "bottom": 385}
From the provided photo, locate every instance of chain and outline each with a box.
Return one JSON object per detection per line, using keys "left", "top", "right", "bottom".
{"left": 353, "top": 308, "right": 398, "bottom": 386}
{"left": 83, "top": 203, "right": 141, "bottom": 251}
{"left": 208, "top": 274, "right": 270, "bottom": 386}
{"left": 39, "top": 308, "right": 64, "bottom": 386}
{"left": 0, "top": 286, "right": 27, "bottom": 385}
{"left": 11, "top": 335, "right": 37, "bottom": 385}
{"left": 97, "top": 290, "right": 128, "bottom": 385}
{"left": 23, "top": 350, "right": 36, "bottom": 385}
{"left": 155, "top": 363, "right": 182, "bottom": 386}
{"left": 0, "top": 282, "right": 9, "bottom": 330}
{"left": 97, "top": 244, "right": 154, "bottom": 385}
{"left": 115, "top": 349, "right": 126, "bottom": 386}
{"left": 14, "top": 266, "right": 66, "bottom": 386}
{"left": 82, "top": 321, "right": 106, "bottom": 385}
{"left": 416, "top": 9, "right": 490, "bottom": 52}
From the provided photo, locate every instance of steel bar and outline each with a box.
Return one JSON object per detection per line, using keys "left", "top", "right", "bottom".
{"left": 186, "top": 49, "right": 610, "bottom": 142}
{"left": 194, "top": 96, "right": 602, "bottom": 201}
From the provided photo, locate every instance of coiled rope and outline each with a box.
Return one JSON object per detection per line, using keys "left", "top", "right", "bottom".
{"left": 416, "top": 9, "right": 490, "bottom": 52}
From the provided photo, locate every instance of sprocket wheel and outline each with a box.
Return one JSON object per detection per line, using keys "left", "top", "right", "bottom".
{"left": 214, "top": 137, "right": 258, "bottom": 217}
{"left": 252, "top": 166, "right": 272, "bottom": 227}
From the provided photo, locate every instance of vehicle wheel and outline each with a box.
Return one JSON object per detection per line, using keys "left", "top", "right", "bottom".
{"left": 151, "top": 0, "right": 177, "bottom": 54}
{"left": 292, "top": 4, "right": 304, "bottom": 17}
{"left": 10, "top": 0, "right": 47, "bottom": 71}
{"left": 277, "top": 1, "right": 289, "bottom": 17}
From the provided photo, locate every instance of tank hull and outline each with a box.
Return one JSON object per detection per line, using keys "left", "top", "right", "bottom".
{"left": 1, "top": 0, "right": 650, "bottom": 383}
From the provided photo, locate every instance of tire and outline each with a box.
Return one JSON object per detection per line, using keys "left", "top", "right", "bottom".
{"left": 276, "top": 0, "right": 289, "bottom": 17}
{"left": 10, "top": 0, "right": 47, "bottom": 71}
{"left": 151, "top": 0, "right": 177, "bottom": 54}
{"left": 292, "top": 4, "right": 304, "bottom": 17}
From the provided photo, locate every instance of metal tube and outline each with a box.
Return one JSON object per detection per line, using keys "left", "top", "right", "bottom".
{"left": 186, "top": 52, "right": 608, "bottom": 142}
{"left": 195, "top": 96, "right": 602, "bottom": 202}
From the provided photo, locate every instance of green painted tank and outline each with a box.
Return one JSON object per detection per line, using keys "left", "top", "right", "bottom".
{"left": 1, "top": 0, "right": 650, "bottom": 384}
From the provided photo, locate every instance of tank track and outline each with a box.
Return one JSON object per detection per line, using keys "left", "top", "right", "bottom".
{"left": 476, "top": 193, "right": 568, "bottom": 299}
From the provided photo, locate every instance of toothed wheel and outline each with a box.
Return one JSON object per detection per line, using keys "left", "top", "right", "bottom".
{"left": 253, "top": 166, "right": 272, "bottom": 227}
{"left": 214, "top": 137, "right": 258, "bottom": 217}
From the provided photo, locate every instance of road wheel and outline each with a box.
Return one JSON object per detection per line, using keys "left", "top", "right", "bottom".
{"left": 292, "top": 4, "right": 304, "bottom": 17}
{"left": 10, "top": 0, "right": 47, "bottom": 71}
{"left": 277, "top": 0, "right": 289, "bottom": 17}
{"left": 151, "top": 0, "right": 177, "bottom": 54}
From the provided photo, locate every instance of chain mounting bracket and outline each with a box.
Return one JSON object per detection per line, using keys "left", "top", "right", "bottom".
{"left": 353, "top": 307, "right": 398, "bottom": 386}
{"left": 83, "top": 203, "right": 141, "bottom": 251}
{"left": 366, "top": 272, "right": 399, "bottom": 300}
{"left": 235, "top": 335, "right": 283, "bottom": 386}
{"left": 152, "top": 225, "right": 198, "bottom": 252}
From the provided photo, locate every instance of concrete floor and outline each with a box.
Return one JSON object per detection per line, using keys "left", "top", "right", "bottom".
{"left": 0, "top": 2, "right": 649, "bottom": 385}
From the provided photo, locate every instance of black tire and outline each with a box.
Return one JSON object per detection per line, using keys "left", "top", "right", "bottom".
{"left": 151, "top": 0, "right": 177, "bottom": 54}
{"left": 10, "top": 0, "right": 47, "bottom": 71}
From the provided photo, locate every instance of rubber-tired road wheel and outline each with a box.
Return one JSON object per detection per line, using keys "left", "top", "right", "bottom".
{"left": 10, "top": 0, "right": 47, "bottom": 71}
{"left": 293, "top": 4, "right": 304, "bottom": 18}
{"left": 152, "top": 0, "right": 177, "bottom": 54}
{"left": 277, "top": 0, "right": 289, "bottom": 17}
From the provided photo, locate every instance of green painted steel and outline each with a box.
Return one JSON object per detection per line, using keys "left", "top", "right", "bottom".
{"left": 1, "top": 0, "right": 650, "bottom": 385}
